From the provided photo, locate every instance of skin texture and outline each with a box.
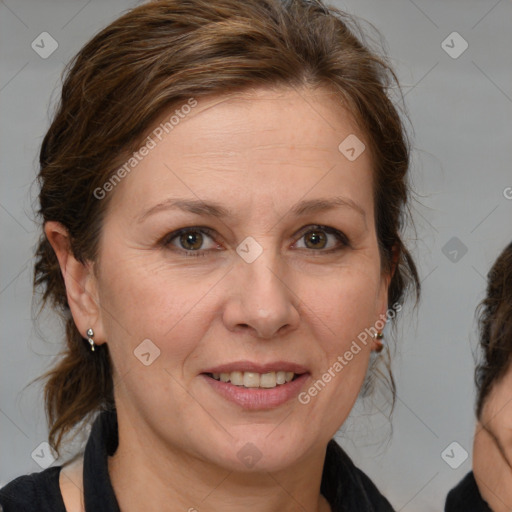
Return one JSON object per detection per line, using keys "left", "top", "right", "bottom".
{"left": 474, "top": 368, "right": 512, "bottom": 511}
{"left": 59, "top": 458, "right": 84, "bottom": 512}
{"left": 48, "top": 86, "right": 391, "bottom": 512}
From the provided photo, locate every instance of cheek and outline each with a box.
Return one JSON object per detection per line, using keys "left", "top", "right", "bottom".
{"left": 295, "top": 270, "right": 383, "bottom": 419}
{"left": 306, "top": 268, "right": 384, "bottom": 342}
{"left": 96, "top": 252, "right": 218, "bottom": 367}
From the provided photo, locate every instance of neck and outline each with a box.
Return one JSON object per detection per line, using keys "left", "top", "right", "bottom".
{"left": 108, "top": 411, "right": 331, "bottom": 512}
{"left": 473, "top": 422, "right": 512, "bottom": 511}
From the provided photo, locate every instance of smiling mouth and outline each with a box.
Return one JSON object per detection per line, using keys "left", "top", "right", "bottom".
{"left": 204, "top": 371, "right": 302, "bottom": 389}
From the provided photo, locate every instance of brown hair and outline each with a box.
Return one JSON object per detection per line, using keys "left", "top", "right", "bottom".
{"left": 475, "top": 242, "right": 512, "bottom": 418}
{"left": 34, "top": 0, "right": 420, "bottom": 454}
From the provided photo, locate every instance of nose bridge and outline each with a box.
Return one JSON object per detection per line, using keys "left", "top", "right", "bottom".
{"left": 224, "top": 236, "right": 299, "bottom": 339}
{"left": 240, "top": 240, "right": 287, "bottom": 310}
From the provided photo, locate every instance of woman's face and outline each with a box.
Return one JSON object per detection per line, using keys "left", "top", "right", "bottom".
{"left": 92, "top": 86, "right": 390, "bottom": 472}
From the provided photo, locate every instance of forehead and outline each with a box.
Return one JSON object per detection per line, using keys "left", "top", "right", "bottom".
{"left": 164, "top": 87, "right": 363, "bottom": 155}
{"left": 105, "top": 86, "right": 374, "bottom": 220}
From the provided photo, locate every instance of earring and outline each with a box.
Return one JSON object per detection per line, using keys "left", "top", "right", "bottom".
{"left": 373, "top": 331, "right": 384, "bottom": 353}
{"left": 86, "top": 328, "right": 95, "bottom": 352}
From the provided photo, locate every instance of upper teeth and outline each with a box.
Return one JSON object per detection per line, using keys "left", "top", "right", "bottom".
{"left": 211, "top": 371, "right": 295, "bottom": 388}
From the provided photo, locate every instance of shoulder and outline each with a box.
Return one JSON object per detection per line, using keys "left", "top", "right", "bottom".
{"left": 445, "top": 471, "right": 492, "bottom": 511}
{"left": 0, "top": 466, "right": 66, "bottom": 512}
{"left": 323, "top": 440, "right": 395, "bottom": 511}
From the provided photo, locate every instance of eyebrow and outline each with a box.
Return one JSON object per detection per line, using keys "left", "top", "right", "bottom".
{"left": 137, "top": 196, "right": 366, "bottom": 223}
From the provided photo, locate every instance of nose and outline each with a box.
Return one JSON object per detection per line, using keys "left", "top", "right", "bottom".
{"left": 222, "top": 250, "right": 300, "bottom": 340}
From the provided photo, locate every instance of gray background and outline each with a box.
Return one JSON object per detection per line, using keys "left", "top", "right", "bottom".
{"left": 1, "top": 0, "right": 511, "bottom": 510}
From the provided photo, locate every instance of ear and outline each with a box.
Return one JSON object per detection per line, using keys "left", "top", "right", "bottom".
{"left": 372, "top": 250, "right": 396, "bottom": 352}
{"left": 377, "top": 243, "right": 400, "bottom": 318}
{"left": 44, "top": 221, "right": 106, "bottom": 345}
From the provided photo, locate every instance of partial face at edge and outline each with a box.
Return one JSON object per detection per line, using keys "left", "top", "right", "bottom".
{"left": 89, "top": 86, "right": 391, "bottom": 472}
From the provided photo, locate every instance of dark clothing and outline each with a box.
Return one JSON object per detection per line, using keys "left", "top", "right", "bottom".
{"left": 0, "top": 410, "right": 394, "bottom": 511}
{"left": 445, "top": 471, "right": 492, "bottom": 511}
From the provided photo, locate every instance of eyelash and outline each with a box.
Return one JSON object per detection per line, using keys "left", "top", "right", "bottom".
{"left": 161, "top": 225, "right": 350, "bottom": 258}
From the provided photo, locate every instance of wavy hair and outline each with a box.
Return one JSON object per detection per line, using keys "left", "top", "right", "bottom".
{"left": 33, "top": 0, "right": 420, "bottom": 453}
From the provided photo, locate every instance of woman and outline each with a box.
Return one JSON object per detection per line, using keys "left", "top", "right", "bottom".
{"left": 0, "top": 0, "right": 419, "bottom": 510}
{"left": 445, "top": 242, "right": 512, "bottom": 511}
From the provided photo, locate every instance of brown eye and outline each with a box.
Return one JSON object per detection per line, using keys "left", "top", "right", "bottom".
{"left": 162, "top": 227, "right": 219, "bottom": 257}
{"left": 294, "top": 225, "right": 349, "bottom": 253}
{"left": 179, "top": 231, "right": 204, "bottom": 251}
{"left": 304, "top": 230, "right": 328, "bottom": 249}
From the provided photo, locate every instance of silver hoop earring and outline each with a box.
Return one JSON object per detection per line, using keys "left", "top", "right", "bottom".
{"left": 86, "top": 328, "right": 95, "bottom": 352}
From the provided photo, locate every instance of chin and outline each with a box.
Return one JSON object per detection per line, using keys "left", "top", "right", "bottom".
{"left": 201, "top": 428, "right": 318, "bottom": 473}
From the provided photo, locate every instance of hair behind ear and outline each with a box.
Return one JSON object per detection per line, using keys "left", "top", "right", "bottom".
{"left": 41, "top": 316, "right": 114, "bottom": 453}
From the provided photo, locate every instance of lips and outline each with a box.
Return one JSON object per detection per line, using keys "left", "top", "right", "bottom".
{"left": 200, "top": 361, "right": 310, "bottom": 409}
{"left": 201, "top": 372, "right": 310, "bottom": 409}
{"left": 202, "top": 361, "right": 309, "bottom": 375}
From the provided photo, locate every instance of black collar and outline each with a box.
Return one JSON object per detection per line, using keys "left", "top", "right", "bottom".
{"left": 81, "top": 410, "right": 392, "bottom": 512}
{"left": 83, "top": 409, "right": 120, "bottom": 512}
